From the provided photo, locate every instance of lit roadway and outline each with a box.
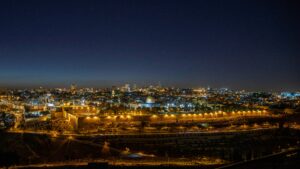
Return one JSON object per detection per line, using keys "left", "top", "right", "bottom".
{"left": 8, "top": 158, "right": 225, "bottom": 169}
{"left": 8, "top": 126, "right": 280, "bottom": 137}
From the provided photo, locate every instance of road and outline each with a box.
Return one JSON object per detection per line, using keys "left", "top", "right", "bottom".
{"left": 7, "top": 126, "right": 280, "bottom": 138}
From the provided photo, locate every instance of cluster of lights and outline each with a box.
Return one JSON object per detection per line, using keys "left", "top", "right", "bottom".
{"left": 105, "top": 115, "right": 132, "bottom": 120}
{"left": 85, "top": 116, "right": 99, "bottom": 120}
{"left": 163, "top": 114, "right": 176, "bottom": 118}
{"left": 84, "top": 110, "right": 268, "bottom": 122}
{"left": 73, "top": 106, "right": 97, "bottom": 111}
{"left": 158, "top": 110, "right": 268, "bottom": 119}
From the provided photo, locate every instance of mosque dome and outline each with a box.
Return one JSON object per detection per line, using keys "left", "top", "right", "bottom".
{"left": 146, "top": 96, "right": 155, "bottom": 104}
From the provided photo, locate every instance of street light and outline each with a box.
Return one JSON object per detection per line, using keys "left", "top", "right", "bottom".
{"left": 151, "top": 115, "right": 158, "bottom": 119}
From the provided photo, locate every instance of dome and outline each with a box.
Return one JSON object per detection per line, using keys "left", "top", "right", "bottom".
{"left": 146, "top": 96, "right": 155, "bottom": 104}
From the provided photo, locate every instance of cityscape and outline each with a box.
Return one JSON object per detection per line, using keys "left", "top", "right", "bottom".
{"left": 1, "top": 84, "right": 300, "bottom": 168}
{"left": 0, "top": 0, "right": 300, "bottom": 169}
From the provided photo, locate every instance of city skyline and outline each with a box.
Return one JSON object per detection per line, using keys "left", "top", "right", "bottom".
{"left": 1, "top": 1, "right": 300, "bottom": 168}
{"left": 0, "top": 0, "right": 299, "bottom": 91}
{"left": 0, "top": 82, "right": 298, "bottom": 93}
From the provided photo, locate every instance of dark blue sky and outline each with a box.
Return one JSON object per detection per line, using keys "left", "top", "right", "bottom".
{"left": 0, "top": 0, "right": 299, "bottom": 91}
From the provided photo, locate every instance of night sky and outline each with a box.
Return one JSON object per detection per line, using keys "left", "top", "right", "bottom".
{"left": 0, "top": 0, "right": 299, "bottom": 91}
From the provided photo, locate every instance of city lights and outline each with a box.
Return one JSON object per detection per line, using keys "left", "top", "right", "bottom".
{"left": 0, "top": 0, "right": 299, "bottom": 168}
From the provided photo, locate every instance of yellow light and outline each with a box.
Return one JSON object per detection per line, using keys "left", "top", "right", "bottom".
{"left": 86, "top": 116, "right": 91, "bottom": 120}
{"left": 93, "top": 116, "right": 99, "bottom": 120}
{"left": 126, "top": 115, "right": 131, "bottom": 119}
{"left": 182, "top": 114, "right": 186, "bottom": 117}
{"left": 107, "top": 116, "right": 111, "bottom": 119}
{"left": 52, "top": 132, "right": 57, "bottom": 138}
{"left": 151, "top": 115, "right": 157, "bottom": 118}
{"left": 170, "top": 114, "right": 175, "bottom": 117}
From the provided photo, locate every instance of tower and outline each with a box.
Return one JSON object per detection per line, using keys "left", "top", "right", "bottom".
{"left": 70, "top": 84, "right": 77, "bottom": 95}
